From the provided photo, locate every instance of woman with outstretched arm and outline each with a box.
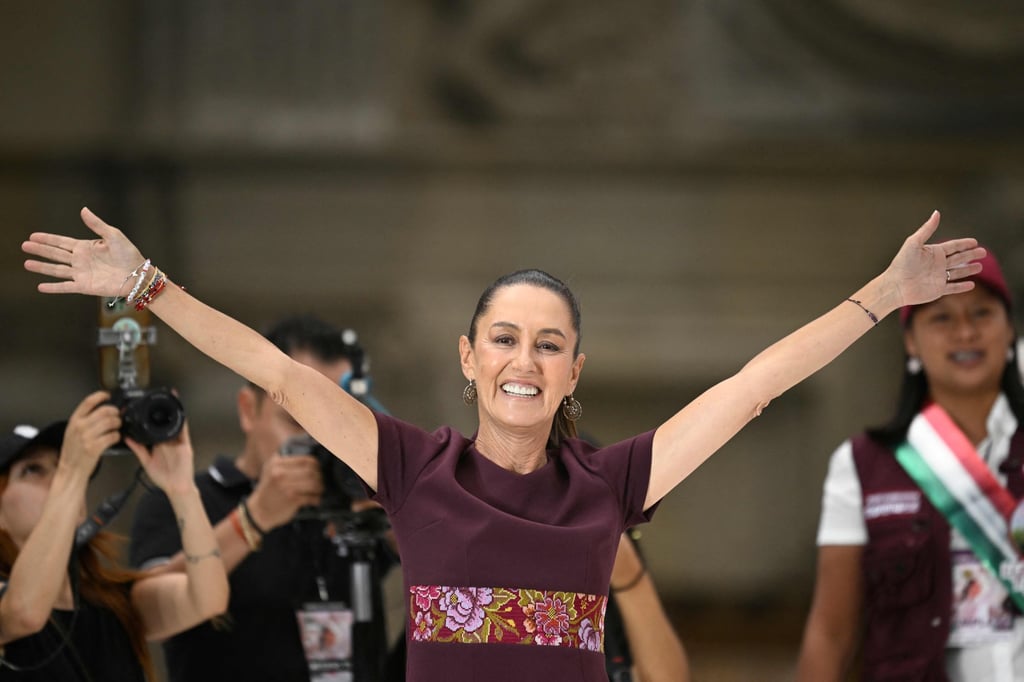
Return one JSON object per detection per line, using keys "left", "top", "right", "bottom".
{"left": 22, "top": 208, "right": 981, "bottom": 681}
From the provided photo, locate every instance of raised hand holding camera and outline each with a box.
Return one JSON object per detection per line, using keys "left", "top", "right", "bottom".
{"left": 60, "top": 391, "right": 123, "bottom": 478}
{"left": 245, "top": 444, "right": 325, "bottom": 532}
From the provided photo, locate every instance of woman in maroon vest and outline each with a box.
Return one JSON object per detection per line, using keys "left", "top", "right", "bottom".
{"left": 797, "top": 249, "right": 1024, "bottom": 681}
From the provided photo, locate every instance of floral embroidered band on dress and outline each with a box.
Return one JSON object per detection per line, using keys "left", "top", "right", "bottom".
{"left": 409, "top": 585, "right": 607, "bottom": 651}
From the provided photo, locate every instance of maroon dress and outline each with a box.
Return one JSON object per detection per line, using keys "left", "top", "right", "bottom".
{"left": 371, "top": 412, "right": 657, "bottom": 682}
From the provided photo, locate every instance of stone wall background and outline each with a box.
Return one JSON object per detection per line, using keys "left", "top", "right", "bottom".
{"left": 2, "top": 3, "right": 1022, "bottom": 671}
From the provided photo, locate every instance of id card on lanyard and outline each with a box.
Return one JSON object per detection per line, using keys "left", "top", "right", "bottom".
{"left": 296, "top": 601, "right": 355, "bottom": 682}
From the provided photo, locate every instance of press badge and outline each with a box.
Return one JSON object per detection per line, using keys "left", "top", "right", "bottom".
{"left": 296, "top": 602, "right": 354, "bottom": 682}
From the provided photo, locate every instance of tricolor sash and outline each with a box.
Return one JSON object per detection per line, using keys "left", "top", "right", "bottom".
{"left": 895, "top": 403, "right": 1024, "bottom": 609}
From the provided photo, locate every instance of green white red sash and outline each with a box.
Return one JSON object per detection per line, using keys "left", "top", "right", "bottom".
{"left": 895, "top": 403, "right": 1024, "bottom": 609}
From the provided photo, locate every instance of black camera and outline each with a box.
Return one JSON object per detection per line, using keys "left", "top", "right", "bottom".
{"left": 109, "top": 386, "right": 185, "bottom": 448}
{"left": 280, "top": 434, "right": 373, "bottom": 522}
{"left": 98, "top": 298, "right": 185, "bottom": 448}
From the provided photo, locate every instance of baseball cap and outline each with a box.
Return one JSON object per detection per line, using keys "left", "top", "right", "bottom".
{"left": 900, "top": 249, "right": 1013, "bottom": 327}
{"left": 0, "top": 421, "right": 67, "bottom": 473}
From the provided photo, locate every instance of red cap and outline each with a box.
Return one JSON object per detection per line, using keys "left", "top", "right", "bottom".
{"left": 899, "top": 249, "right": 1013, "bottom": 327}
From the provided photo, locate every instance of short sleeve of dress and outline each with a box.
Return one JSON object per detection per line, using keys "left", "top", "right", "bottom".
{"left": 369, "top": 411, "right": 469, "bottom": 515}
{"left": 574, "top": 429, "right": 658, "bottom": 529}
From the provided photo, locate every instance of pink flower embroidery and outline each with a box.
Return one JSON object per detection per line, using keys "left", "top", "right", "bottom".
{"left": 531, "top": 595, "right": 570, "bottom": 636}
{"left": 534, "top": 632, "right": 563, "bottom": 646}
{"left": 579, "top": 618, "right": 601, "bottom": 652}
{"left": 412, "top": 611, "right": 434, "bottom": 642}
{"left": 440, "top": 587, "right": 493, "bottom": 633}
{"left": 412, "top": 585, "right": 442, "bottom": 611}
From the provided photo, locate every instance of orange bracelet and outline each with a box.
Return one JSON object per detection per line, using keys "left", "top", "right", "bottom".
{"left": 233, "top": 503, "right": 263, "bottom": 550}
{"left": 228, "top": 508, "right": 249, "bottom": 544}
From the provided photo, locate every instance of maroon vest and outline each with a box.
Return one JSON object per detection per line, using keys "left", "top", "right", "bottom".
{"left": 851, "top": 429, "right": 1024, "bottom": 682}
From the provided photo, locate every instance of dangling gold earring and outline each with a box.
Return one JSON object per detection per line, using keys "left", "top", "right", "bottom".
{"left": 463, "top": 379, "right": 477, "bottom": 406}
{"left": 562, "top": 394, "right": 582, "bottom": 421}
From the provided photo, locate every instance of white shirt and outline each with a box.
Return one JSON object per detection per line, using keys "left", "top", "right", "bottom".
{"left": 817, "top": 394, "right": 1024, "bottom": 682}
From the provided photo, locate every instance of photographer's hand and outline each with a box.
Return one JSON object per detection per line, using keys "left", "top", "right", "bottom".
{"left": 23, "top": 208, "right": 146, "bottom": 297}
{"left": 123, "top": 422, "right": 197, "bottom": 498}
{"left": 60, "top": 391, "right": 122, "bottom": 477}
{"left": 126, "top": 420, "right": 230, "bottom": 641}
{"left": 246, "top": 454, "right": 324, "bottom": 531}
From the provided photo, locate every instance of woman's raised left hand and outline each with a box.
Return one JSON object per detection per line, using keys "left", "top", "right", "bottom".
{"left": 22, "top": 207, "right": 146, "bottom": 298}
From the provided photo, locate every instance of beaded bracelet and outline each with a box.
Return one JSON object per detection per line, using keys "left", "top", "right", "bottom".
{"left": 125, "top": 259, "right": 153, "bottom": 303}
{"left": 231, "top": 506, "right": 262, "bottom": 551}
{"left": 133, "top": 269, "right": 167, "bottom": 311}
{"left": 845, "top": 297, "right": 879, "bottom": 325}
{"left": 107, "top": 259, "right": 151, "bottom": 308}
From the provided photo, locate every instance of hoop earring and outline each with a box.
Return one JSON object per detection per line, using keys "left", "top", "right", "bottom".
{"left": 463, "top": 380, "right": 477, "bottom": 406}
{"left": 906, "top": 357, "right": 922, "bottom": 375}
{"left": 562, "top": 394, "right": 582, "bottom": 421}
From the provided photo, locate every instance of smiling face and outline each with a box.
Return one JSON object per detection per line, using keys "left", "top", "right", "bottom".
{"left": 0, "top": 447, "right": 62, "bottom": 548}
{"left": 460, "top": 283, "right": 585, "bottom": 439}
{"left": 904, "top": 286, "right": 1015, "bottom": 401}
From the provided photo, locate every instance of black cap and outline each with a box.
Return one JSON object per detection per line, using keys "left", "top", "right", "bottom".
{"left": 0, "top": 422, "right": 67, "bottom": 473}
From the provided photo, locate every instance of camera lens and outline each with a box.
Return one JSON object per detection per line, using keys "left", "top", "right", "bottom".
{"left": 121, "top": 388, "right": 185, "bottom": 446}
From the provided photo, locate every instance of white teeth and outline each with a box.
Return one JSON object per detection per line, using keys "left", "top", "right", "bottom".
{"left": 951, "top": 351, "right": 982, "bottom": 362}
{"left": 502, "top": 383, "right": 538, "bottom": 396}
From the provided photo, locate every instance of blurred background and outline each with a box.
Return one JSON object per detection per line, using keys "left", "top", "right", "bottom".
{"left": 2, "top": 1, "right": 1023, "bottom": 679}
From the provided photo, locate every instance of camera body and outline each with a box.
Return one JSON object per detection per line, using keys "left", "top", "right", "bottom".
{"left": 280, "top": 434, "right": 371, "bottom": 522}
{"left": 109, "top": 386, "right": 185, "bottom": 448}
{"left": 99, "top": 298, "right": 185, "bottom": 448}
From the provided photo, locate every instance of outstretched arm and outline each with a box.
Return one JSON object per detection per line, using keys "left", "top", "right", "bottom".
{"left": 644, "top": 212, "right": 982, "bottom": 508}
{"left": 22, "top": 208, "right": 379, "bottom": 489}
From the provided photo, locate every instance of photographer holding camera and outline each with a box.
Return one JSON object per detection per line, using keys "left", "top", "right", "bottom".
{"left": 129, "top": 315, "right": 396, "bottom": 682}
{"left": 0, "top": 392, "right": 228, "bottom": 681}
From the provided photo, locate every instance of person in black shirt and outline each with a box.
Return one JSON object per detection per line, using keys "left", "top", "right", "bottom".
{"left": 130, "top": 315, "right": 395, "bottom": 682}
{"left": 0, "top": 392, "right": 228, "bottom": 681}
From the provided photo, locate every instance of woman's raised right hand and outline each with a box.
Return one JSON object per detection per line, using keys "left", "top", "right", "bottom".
{"left": 22, "top": 207, "right": 146, "bottom": 298}
{"left": 60, "top": 391, "right": 122, "bottom": 476}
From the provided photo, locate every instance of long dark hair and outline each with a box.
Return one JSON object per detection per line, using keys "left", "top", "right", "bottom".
{"left": 467, "top": 269, "right": 582, "bottom": 446}
{"left": 867, "top": 342, "right": 1024, "bottom": 447}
